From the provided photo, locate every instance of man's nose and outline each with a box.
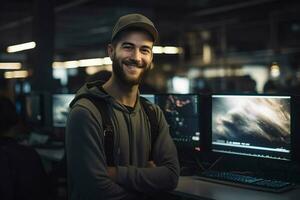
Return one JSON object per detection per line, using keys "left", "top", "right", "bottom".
{"left": 131, "top": 49, "right": 142, "bottom": 63}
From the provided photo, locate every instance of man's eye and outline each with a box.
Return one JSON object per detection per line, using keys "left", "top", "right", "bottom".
{"left": 141, "top": 49, "right": 151, "bottom": 54}
{"left": 123, "top": 45, "right": 132, "bottom": 49}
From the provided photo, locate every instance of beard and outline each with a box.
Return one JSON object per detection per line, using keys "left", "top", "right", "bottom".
{"left": 111, "top": 53, "right": 151, "bottom": 86}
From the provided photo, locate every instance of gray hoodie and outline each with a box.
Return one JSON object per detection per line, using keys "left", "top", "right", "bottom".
{"left": 65, "top": 82, "right": 180, "bottom": 200}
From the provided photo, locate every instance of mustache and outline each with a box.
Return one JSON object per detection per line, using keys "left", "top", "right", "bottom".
{"left": 123, "top": 59, "right": 143, "bottom": 68}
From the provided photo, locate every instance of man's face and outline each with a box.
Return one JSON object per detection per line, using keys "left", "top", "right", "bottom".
{"left": 109, "top": 30, "right": 154, "bottom": 86}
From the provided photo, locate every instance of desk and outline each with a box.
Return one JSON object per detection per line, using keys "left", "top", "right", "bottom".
{"left": 172, "top": 176, "right": 300, "bottom": 200}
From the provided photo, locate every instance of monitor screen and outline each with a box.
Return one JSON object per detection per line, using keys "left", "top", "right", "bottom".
{"left": 140, "top": 94, "right": 155, "bottom": 103}
{"left": 156, "top": 94, "right": 200, "bottom": 150}
{"left": 25, "top": 94, "right": 43, "bottom": 125}
{"left": 15, "top": 98, "right": 23, "bottom": 115}
{"left": 52, "top": 94, "right": 75, "bottom": 127}
{"left": 211, "top": 94, "right": 291, "bottom": 161}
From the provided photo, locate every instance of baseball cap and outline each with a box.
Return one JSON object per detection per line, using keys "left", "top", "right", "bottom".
{"left": 111, "top": 13, "right": 158, "bottom": 43}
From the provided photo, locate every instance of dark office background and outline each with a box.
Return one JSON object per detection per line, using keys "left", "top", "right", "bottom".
{"left": 0, "top": 0, "right": 299, "bottom": 95}
{"left": 1, "top": 0, "right": 300, "bottom": 200}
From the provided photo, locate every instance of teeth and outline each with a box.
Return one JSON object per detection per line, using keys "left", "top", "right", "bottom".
{"left": 127, "top": 65, "right": 137, "bottom": 68}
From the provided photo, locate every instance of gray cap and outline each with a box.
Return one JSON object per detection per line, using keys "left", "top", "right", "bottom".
{"left": 111, "top": 13, "right": 158, "bottom": 42}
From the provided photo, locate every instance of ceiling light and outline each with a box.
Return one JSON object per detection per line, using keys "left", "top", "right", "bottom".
{"left": 163, "top": 46, "right": 182, "bottom": 54}
{"left": 103, "top": 57, "right": 112, "bottom": 65}
{"left": 270, "top": 62, "right": 280, "bottom": 78}
{"left": 52, "top": 62, "right": 65, "bottom": 69}
{"left": 64, "top": 61, "right": 79, "bottom": 68}
{"left": 79, "top": 58, "right": 103, "bottom": 67}
{"left": 0, "top": 62, "right": 22, "bottom": 70}
{"left": 153, "top": 46, "right": 164, "bottom": 54}
{"left": 7, "top": 41, "right": 36, "bottom": 53}
{"left": 203, "top": 44, "right": 212, "bottom": 64}
{"left": 4, "top": 70, "right": 28, "bottom": 79}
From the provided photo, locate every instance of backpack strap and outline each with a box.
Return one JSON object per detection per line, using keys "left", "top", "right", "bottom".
{"left": 70, "top": 94, "right": 115, "bottom": 166}
{"left": 139, "top": 97, "right": 159, "bottom": 160}
{"left": 70, "top": 92, "right": 159, "bottom": 165}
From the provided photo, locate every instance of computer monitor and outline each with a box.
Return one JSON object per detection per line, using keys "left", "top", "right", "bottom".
{"left": 140, "top": 94, "right": 156, "bottom": 103}
{"left": 52, "top": 94, "right": 75, "bottom": 127}
{"left": 15, "top": 95, "right": 24, "bottom": 116}
{"left": 156, "top": 94, "right": 201, "bottom": 151}
{"left": 211, "top": 94, "right": 291, "bottom": 161}
{"left": 25, "top": 94, "right": 43, "bottom": 126}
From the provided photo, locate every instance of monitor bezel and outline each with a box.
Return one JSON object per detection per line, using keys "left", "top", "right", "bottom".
{"left": 24, "top": 93, "right": 44, "bottom": 127}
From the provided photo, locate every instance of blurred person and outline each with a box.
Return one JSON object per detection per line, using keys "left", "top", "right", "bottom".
{"left": 66, "top": 13, "right": 179, "bottom": 200}
{"left": 0, "top": 95, "right": 50, "bottom": 200}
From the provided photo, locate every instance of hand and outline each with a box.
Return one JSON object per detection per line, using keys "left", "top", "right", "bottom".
{"left": 147, "top": 160, "right": 156, "bottom": 168}
{"left": 107, "top": 166, "right": 117, "bottom": 182}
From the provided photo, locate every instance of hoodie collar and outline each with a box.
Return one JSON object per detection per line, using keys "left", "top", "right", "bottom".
{"left": 72, "top": 81, "right": 142, "bottom": 114}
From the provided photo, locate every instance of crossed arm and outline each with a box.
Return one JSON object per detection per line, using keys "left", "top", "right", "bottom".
{"left": 66, "top": 104, "right": 179, "bottom": 199}
{"left": 107, "top": 161, "right": 156, "bottom": 182}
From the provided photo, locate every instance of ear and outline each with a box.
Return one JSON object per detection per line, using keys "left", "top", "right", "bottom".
{"left": 149, "top": 62, "right": 154, "bottom": 70}
{"left": 149, "top": 50, "right": 154, "bottom": 70}
{"left": 107, "top": 44, "right": 114, "bottom": 60}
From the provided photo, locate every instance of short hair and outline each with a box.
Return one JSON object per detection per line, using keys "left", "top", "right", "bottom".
{"left": 111, "top": 27, "right": 154, "bottom": 47}
{"left": 0, "top": 96, "right": 18, "bottom": 134}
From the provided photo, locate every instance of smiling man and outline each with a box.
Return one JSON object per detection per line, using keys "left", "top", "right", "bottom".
{"left": 66, "top": 14, "right": 180, "bottom": 200}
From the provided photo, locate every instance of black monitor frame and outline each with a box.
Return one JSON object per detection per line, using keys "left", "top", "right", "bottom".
{"left": 291, "top": 95, "right": 300, "bottom": 164}
{"left": 24, "top": 93, "right": 44, "bottom": 127}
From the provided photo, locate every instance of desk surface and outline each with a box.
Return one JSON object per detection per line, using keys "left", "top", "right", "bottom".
{"left": 173, "top": 176, "right": 300, "bottom": 200}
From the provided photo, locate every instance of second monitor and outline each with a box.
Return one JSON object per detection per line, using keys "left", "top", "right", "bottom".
{"left": 211, "top": 94, "right": 291, "bottom": 161}
{"left": 156, "top": 94, "right": 201, "bottom": 151}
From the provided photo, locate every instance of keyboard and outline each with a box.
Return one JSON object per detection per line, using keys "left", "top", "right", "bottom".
{"left": 196, "top": 170, "right": 295, "bottom": 193}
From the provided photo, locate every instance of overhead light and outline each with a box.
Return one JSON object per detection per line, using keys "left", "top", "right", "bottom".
{"left": 52, "top": 62, "right": 65, "bottom": 69}
{"left": 0, "top": 62, "right": 22, "bottom": 70}
{"left": 153, "top": 46, "right": 164, "bottom": 54}
{"left": 163, "top": 46, "right": 181, "bottom": 54}
{"left": 79, "top": 58, "right": 104, "bottom": 67}
{"left": 64, "top": 61, "right": 79, "bottom": 68}
{"left": 152, "top": 46, "right": 183, "bottom": 54}
{"left": 52, "top": 57, "right": 112, "bottom": 69}
{"left": 203, "top": 44, "right": 212, "bottom": 64}
{"left": 270, "top": 62, "right": 280, "bottom": 78}
{"left": 171, "top": 76, "right": 190, "bottom": 93}
{"left": 103, "top": 57, "right": 112, "bottom": 65}
{"left": 4, "top": 70, "right": 28, "bottom": 79}
{"left": 7, "top": 41, "right": 36, "bottom": 53}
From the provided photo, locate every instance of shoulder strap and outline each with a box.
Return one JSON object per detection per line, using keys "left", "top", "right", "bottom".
{"left": 139, "top": 97, "right": 159, "bottom": 160}
{"left": 71, "top": 94, "right": 115, "bottom": 166}
{"left": 70, "top": 94, "right": 159, "bottom": 165}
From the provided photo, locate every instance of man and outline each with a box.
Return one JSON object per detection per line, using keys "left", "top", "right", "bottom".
{"left": 66, "top": 13, "right": 180, "bottom": 200}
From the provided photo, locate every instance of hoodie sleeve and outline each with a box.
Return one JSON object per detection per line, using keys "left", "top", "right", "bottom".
{"left": 115, "top": 106, "right": 180, "bottom": 193}
{"left": 66, "top": 104, "right": 137, "bottom": 200}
